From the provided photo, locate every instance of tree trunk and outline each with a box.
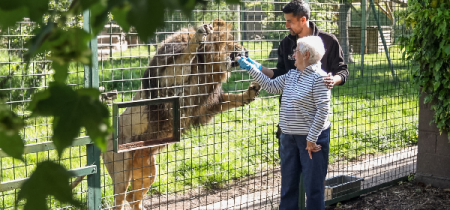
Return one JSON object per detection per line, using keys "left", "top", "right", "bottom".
{"left": 338, "top": 2, "right": 354, "bottom": 63}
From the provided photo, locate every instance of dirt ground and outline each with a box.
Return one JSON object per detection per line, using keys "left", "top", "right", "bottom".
{"left": 121, "top": 171, "right": 450, "bottom": 210}
{"left": 142, "top": 169, "right": 282, "bottom": 210}
{"left": 326, "top": 178, "right": 450, "bottom": 210}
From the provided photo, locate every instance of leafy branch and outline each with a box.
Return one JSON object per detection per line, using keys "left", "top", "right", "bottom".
{"left": 398, "top": 0, "right": 450, "bottom": 139}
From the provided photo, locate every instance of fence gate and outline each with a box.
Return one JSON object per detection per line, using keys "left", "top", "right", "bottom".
{"left": 0, "top": 0, "right": 417, "bottom": 209}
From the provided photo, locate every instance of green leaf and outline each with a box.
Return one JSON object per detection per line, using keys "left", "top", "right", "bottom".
{"left": 439, "top": 89, "right": 447, "bottom": 100}
{"left": 24, "top": 23, "right": 55, "bottom": 62}
{"left": 48, "top": 28, "right": 92, "bottom": 65}
{"left": 28, "top": 83, "right": 111, "bottom": 155}
{"left": 27, "top": 89, "right": 51, "bottom": 116}
{"left": 424, "top": 94, "right": 433, "bottom": 103}
{"left": 77, "top": 88, "right": 111, "bottom": 150}
{"left": 89, "top": 2, "right": 110, "bottom": 35}
{"left": 444, "top": 45, "right": 450, "bottom": 56}
{"left": 0, "top": 7, "right": 27, "bottom": 30}
{"left": 0, "top": 0, "right": 49, "bottom": 26}
{"left": 434, "top": 81, "right": 441, "bottom": 91}
{"left": 111, "top": 3, "right": 131, "bottom": 32}
{"left": 0, "top": 131, "right": 24, "bottom": 161}
{"left": 17, "top": 161, "right": 81, "bottom": 210}
{"left": 127, "top": 0, "right": 166, "bottom": 41}
{"left": 67, "top": 0, "right": 102, "bottom": 16}
{"left": 0, "top": 104, "right": 24, "bottom": 161}
{"left": 224, "top": 0, "right": 241, "bottom": 3}
{"left": 26, "top": 0, "right": 50, "bottom": 24}
{"left": 123, "top": 0, "right": 219, "bottom": 41}
{"left": 25, "top": 25, "right": 92, "bottom": 66}
{"left": 438, "top": 120, "right": 445, "bottom": 128}
{"left": 52, "top": 62, "right": 69, "bottom": 83}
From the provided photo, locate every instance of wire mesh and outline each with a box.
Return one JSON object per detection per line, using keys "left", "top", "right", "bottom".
{"left": 0, "top": 0, "right": 417, "bottom": 209}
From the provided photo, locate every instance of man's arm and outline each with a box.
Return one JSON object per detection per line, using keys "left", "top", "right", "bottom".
{"left": 323, "top": 37, "right": 348, "bottom": 88}
{"left": 324, "top": 73, "right": 343, "bottom": 89}
{"left": 330, "top": 37, "right": 348, "bottom": 85}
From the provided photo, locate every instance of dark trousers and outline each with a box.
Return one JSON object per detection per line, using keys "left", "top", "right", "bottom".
{"left": 279, "top": 127, "right": 330, "bottom": 210}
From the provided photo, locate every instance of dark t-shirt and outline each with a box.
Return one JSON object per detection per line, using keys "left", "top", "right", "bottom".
{"left": 272, "top": 21, "right": 349, "bottom": 84}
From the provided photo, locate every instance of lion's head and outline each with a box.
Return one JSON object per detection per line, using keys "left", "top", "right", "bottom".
{"left": 198, "top": 19, "right": 247, "bottom": 78}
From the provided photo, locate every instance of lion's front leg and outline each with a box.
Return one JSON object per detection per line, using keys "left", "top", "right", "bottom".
{"left": 215, "top": 81, "right": 261, "bottom": 113}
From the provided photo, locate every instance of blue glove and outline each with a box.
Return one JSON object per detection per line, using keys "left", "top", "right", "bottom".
{"left": 238, "top": 57, "right": 257, "bottom": 71}
{"left": 247, "top": 58, "right": 262, "bottom": 71}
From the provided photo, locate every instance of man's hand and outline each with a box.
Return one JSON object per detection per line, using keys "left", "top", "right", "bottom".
{"left": 323, "top": 73, "right": 342, "bottom": 89}
{"left": 238, "top": 57, "right": 257, "bottom": 71}
{"left": 305, "top": 140, "right": 321, "bottom": 159}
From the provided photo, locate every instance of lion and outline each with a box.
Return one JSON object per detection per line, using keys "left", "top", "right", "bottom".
{"left": 93, "top": 19, "right": 261, "bottom": 210}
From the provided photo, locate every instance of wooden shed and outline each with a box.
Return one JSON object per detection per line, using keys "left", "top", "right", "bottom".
{"left": 348, "top": 26, "right": 392, "bottom": 54}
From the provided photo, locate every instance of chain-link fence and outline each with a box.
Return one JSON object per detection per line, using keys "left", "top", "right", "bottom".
{"left": 0, "top": 0, "right": 417, "bottom": 209}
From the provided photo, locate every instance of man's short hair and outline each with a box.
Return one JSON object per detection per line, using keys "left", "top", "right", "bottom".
{"left": 282, "top": 0, "right": 311, "bottom": 20}
{"left": 297, "top": 36, "right": 325, "bottom": 65}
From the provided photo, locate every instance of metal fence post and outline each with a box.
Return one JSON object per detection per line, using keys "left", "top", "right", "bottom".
{"left": 83, "top": 9, "right": 102, "bottom": 210}
{"left": 370, "top": 0, "right": 397, "bottom": 81}
{"left": 360, "top": 0, "right": 366, "bottom": 77}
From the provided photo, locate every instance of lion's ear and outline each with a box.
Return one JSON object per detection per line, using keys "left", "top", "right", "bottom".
{"left": 212, "top": 18, "right": 232, "bottom": 31}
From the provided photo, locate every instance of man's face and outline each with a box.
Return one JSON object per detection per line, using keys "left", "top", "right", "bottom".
{"left": 284, "top": 13, "right": 305, "bottom": 36}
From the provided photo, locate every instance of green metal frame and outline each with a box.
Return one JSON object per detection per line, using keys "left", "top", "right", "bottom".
{"left": 370, "top": 0, "right": 397, "bottom": 81}
{"left": 112, "top": 97, "right": 181, "bottom": 153}
{"left": 0, "top": 137, "right": 96, "bottom": 192}
{"left": 0, "top": 165, "right": 97, "bottom": 192}
{"left": 83, "top": 9, "right": 102, "bottom": 210}
{"left": 360, "top": 0, "right": 366, "bottom": 77}
{"left": 0, "top": 137, "right": 92, "bottom": 158}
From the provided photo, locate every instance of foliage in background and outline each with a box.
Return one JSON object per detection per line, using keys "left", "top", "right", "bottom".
{"left": 398, "top": 0, "right": 450, "bottom": 139}
{"left": 0, "top": 0, "right": 239, "bottom": 209}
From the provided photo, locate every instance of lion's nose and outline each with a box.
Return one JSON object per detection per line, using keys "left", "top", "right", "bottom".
{"left": 234, "top": 47, "right": 248, "bottom": 61}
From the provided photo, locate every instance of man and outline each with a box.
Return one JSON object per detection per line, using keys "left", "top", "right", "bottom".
{"left": 257, "top": 0, "right": 348, "bottom": 84}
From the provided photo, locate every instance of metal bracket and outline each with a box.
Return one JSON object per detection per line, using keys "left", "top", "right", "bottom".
{"left": 113, "top": 97, "right": 181, "bottom": 153}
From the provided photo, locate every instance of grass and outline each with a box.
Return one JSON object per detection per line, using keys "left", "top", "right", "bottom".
{"left": 0, "top": 41, "right": 418, "bottom": 209}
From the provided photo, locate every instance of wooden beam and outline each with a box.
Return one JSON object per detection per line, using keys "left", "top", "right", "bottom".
{"left": 375, "top": 3, "right": 394, "bottom": 22}
{"left": 385, "top": 1, "right": 394, "bottom": 21}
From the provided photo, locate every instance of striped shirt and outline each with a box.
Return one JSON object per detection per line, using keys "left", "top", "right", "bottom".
{"left": 248, "top": 63, "right": 331, "bottom": 143}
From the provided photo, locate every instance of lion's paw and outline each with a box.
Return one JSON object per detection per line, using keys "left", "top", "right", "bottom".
{"left": 243, "top": 82, "right": 261, "bottom": 105}
{"left": 196, "top": 24, "right": 214, "bottom": 42}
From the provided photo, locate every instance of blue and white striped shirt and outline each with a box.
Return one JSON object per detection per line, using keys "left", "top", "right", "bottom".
{"left": 248, "top": 63, "right": 331, "bottom": 143}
